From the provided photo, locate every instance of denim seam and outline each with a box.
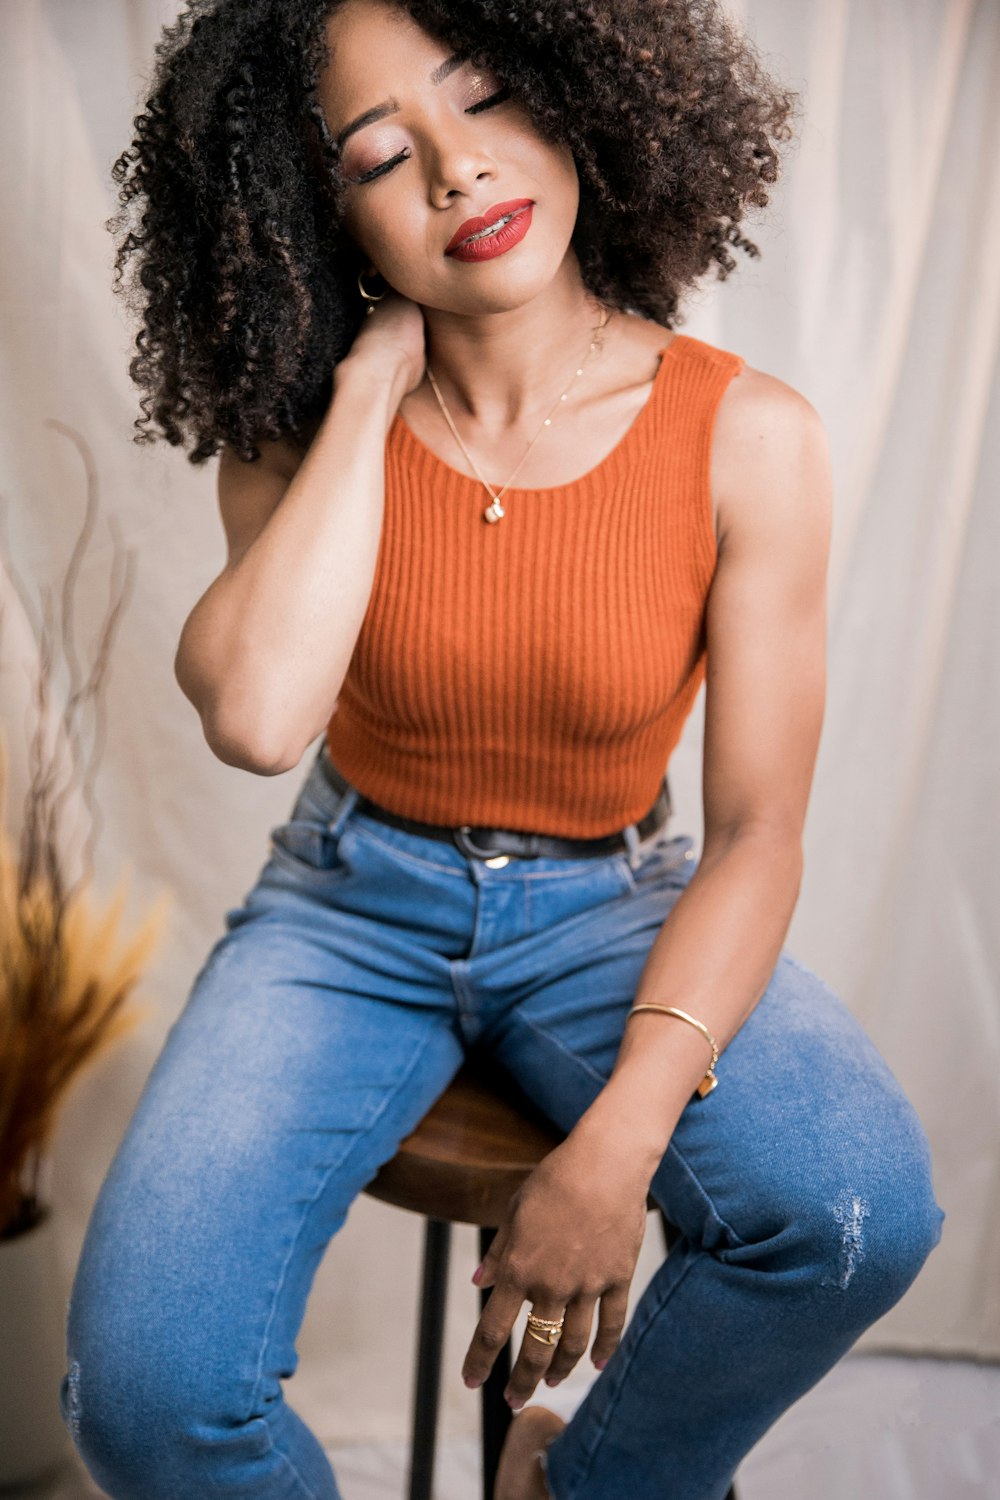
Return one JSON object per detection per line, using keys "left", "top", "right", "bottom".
{"left": 494, "top": 861, "right": 632, "bottom": 883}
{"left": 449, "top": 958, "right": 477, "bottom": 1044}
{"left": 514, "top": 1011, "right": 751, "bottom": 1250}
{"left": 624, "top": 861, "right": 693, "bottom": 893}
{"left": 247, "top": 1025, "right": 444, "bottom": 1461}
{"left": 349, "top": 824, "right": 470, "bottom": 878}
{"left": 259, "top": 1412, "right": 325, "bottom": 1500}
{"left": 513, "top": 1010, "right": 611, "bottom": 1088}
{"left": 665, "top": 1137, "right": 751, "bottom": 1249}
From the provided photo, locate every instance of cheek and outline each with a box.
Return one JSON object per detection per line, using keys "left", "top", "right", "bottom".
{"left": 371, "top": 205, "right": 427, "bottom": 272}
{"left": 344, "top": 196, "right": 439, "bottom": 293}
{"left": 508, "top": 106, "right": 576, "bottom": 175}
{"left": 340, "top": 196, "right": 400, "bottom": 263}
{"left": 539, "top": 140, "right": 579, "bottom": 199}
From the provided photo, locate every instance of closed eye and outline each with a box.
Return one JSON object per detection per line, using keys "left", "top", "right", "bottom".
{"left": 350, "top": 86, "right": 513, "bottom": 185}
{"left": 466, "top": 84, "right": 513, "bottom": 116}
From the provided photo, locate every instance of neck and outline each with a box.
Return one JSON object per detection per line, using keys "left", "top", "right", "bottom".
{"left": 419, "top": 266, "right": 611, "bottom": 434}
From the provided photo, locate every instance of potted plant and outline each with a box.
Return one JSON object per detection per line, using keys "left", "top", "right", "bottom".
{"left": 0, "top": 422, "right": 172, "bottom": 1486}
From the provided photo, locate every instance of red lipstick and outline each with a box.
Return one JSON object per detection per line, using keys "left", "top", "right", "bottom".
{"left": 445, "top": 199, "right": 534, "bottom": 261}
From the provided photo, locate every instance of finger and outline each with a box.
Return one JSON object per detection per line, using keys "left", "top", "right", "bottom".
{"left": 461, "top": 1279, "right": 524, "bottom": 1390}
{"left": 503, "top": 1301, "right": 566, "bottom": 1410}
{"left": 541, "top": 1293, "right": 598, "bottom": 1386}
{"left": 590, "top": 1283, "right": 629, "bottom": 1369}
{"left": 472, "top": 1222, "right": 510, "bottom": 1291}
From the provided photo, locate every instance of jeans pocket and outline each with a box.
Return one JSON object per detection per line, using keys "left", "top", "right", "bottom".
{"left": 620, "top": 833, "right": 696, "bottom": 894}
{"left": 267, "top": 818, "right": 355, "bottom": 885}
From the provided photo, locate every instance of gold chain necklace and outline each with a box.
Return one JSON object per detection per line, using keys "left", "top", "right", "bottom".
{"left": 424, "top": 305, "right": 613, "bottom": 524}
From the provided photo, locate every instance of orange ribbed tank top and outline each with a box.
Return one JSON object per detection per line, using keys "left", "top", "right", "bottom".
{"left": 324, "top": 332, "right": 745, "bottom": 837}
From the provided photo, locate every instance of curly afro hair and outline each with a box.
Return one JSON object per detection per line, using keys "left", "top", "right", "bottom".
{"left": 108, "top": 0, "right": 799, "bottom": 465}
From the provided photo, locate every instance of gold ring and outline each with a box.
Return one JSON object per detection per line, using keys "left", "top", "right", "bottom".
{"left": 526, "top": 1312, "right": 565, "bottom": 1346}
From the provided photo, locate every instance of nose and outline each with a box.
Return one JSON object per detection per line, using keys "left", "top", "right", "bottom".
{"left": 427, "top": 121, "right": 497, "bottom": 208}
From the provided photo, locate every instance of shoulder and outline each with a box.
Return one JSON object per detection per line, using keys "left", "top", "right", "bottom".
{"left": 702, "top": 351, "right": 832, "bottom": 557}
{"left": 612, "top": 322, "right": 829, "bottom": 550}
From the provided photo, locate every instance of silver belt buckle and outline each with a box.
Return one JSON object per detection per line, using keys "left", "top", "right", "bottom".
{"left": 454, "top": 824, "right": 506, "bottom": 860}
{"left": 454, "top": 824, "right": 537, "bottom": 863}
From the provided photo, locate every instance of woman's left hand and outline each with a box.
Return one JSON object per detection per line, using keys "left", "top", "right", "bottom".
{"left": 460, "top": 1129, "right": 651, "bottom": 1407}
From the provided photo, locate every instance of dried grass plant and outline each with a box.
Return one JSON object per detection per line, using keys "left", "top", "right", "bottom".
{"left": 0, "top": 421, "right": 173, "bottom": 1242}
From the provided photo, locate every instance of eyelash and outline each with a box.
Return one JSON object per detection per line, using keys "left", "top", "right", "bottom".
{"left": 351, "top": 85, "right": 513, "bottom": 184}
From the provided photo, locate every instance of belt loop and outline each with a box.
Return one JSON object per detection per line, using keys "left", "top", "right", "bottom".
{"left": 320, "top": 746, "right": 363, "bottom": 838}
{"left": 621, "top": 821, "right": 642, "bottom": 869}
{"left": 327, "top": 783, "right": 361, "bottom": 839}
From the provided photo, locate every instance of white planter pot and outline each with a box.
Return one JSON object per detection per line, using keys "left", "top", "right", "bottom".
{"left": 0, "top": 1201, "right": 72, "bottom": 1487}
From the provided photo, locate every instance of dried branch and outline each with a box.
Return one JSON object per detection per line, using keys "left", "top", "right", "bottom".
{"left": 0, "top": 423, "right": 173, "bottom": 1239}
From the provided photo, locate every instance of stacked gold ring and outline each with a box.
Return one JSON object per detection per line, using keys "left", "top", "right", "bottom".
{"left": 525, "top": 1312, "right": 566, "bottom": 1346}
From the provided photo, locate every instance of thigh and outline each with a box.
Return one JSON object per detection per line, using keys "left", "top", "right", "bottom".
{"left": 65, "top": 846, "right": 464, "bottom": 1438}
{"left": 487, "top": 847, "right": 943, "bottom": 1277}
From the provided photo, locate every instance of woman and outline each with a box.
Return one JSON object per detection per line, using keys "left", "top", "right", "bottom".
{"left": 61, "top": 1, "right": 945, "bottom": 1497}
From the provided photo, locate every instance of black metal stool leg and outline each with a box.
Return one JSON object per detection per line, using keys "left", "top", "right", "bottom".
{"left": 479, "top": 1224, "right": 513, "bottom": 1500}
{"left": 408, "top": 1216, "right": 451, "bottom": 1500}
{"left": 658, "top": 1208, "right": 738, "bottom": 1500}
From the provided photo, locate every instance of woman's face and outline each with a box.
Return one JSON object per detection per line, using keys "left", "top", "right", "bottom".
{"left": 318, "top": 0, "right": 580, "bottom": 315}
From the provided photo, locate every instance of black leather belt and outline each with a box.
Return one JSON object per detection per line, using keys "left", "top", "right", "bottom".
{"left": 318, "top": 749, "right": 672, "bottom": 860}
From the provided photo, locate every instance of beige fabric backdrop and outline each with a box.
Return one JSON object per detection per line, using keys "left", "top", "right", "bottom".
{"left": 1, "top": 0, "right": 996, "bottom": 1448}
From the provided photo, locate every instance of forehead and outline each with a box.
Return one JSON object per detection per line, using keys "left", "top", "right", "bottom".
{"left": 323, "top": 0, "right": 449, "bottom": 78}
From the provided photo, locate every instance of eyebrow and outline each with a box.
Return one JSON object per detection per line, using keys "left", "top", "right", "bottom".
{"left": 334, "top": 52, "right": 468, "bottom": 151}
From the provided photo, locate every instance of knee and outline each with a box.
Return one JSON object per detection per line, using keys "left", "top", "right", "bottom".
{"left": 60, "top": 1335, "right": 195, "bottom": 1496}
{"left": 731, "top": 1094, "right": 945, "bottom": 1321}
{"left": 751, "top": 960, "right": 946, "bottom": 1312}
{"left": 59, "top": 1343, "right": 170, "bottom": 1495}
{"left": 61, "top": 1285, "right": 263, "bottom": 1497}
{"left": 807, "top": 1105, "right": 945, "bottom": 1315}
{"left": 816, "top": 1170, "right": 944, "bottom": 1310}
{"left": 60, "top": 1350, "right": 272, "bottom": 1500}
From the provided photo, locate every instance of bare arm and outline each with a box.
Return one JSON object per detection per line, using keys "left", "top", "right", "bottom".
{"left": 174, "top": 295, "right": 426, "bottom": 774}
{"left": 571, "top": 367, "right": 835, "bottom": 1173}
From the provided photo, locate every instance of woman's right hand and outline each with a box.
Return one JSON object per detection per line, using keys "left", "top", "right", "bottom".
{"left": 340, "top": 288, "right": 428, "bottom": 400}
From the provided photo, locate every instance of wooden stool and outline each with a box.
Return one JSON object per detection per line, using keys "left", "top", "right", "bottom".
{"left": 364, "top": 1050, "right": 739, "bottom": 1500}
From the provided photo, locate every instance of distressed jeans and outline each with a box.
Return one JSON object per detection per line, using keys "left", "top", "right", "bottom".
{"left": 60, "top": 741, "right": 945, "bottom": 1500}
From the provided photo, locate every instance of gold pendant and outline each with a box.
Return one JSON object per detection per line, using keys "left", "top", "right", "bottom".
{"left": 483, "top": 498, "right": 505, "bottom": 523}
{"left": 696, "top": 1074, "right": 718, "bottom": 1098}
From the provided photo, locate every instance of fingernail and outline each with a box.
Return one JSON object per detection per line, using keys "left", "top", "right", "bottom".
{"left": 595, "top": 1357, "right": 608, "bottom": 1370}
{"left": 464, "top": 1375, "right": 483, "bottom": 1389}
{"left": 545, "top": 1376, "right": 561, "bottom": 1387}
{"left": 471, "top": 1263, "right": 483, "bottom": 1284}
{"left": 506, "top": 1395, "right": 524, "bottom": 1410}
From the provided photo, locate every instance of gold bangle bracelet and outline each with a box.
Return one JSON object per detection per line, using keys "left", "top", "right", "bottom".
{"left": 626, "top": 1004, "right": 719, "bottom": 1097}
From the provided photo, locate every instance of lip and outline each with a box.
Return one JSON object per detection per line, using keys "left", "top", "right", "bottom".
{"left": 445, "top": 199, "right": 534, "bottom": 256}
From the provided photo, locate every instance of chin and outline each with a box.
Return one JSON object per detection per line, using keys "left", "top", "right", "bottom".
{"left": 448, "top": 266, "right": 569, "bottom": 318}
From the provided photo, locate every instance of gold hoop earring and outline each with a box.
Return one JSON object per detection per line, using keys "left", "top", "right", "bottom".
{"left": 357, "top": 269, "right": 387, "bottom": 314}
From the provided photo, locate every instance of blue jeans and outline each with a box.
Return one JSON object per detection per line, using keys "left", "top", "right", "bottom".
{"left": 60, "top": 742, "right": 945, "bottom": 1500}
